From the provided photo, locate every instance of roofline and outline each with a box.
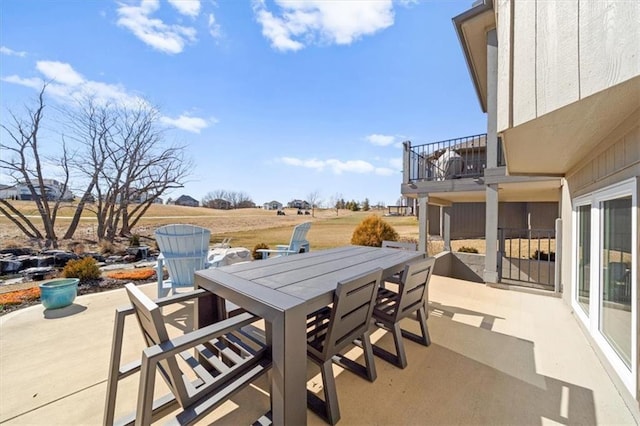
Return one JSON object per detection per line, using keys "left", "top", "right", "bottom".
{"left": 452, "top": 0, "right": 494, "bottom": 113}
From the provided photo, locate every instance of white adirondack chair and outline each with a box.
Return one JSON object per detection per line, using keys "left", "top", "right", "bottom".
{"left": 257, "top": 221, "right": 312, "bottom": 259}
{"left": 155, "top": 224, "right": 211, "bottom": 298}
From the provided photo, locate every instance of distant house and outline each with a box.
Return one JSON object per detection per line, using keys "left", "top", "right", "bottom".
{"left": 7, "top": 179, "right": 74, "bottom": 201}
{"left": 0, "top": 184, "right": 18, "bottom": 200}
{"left": 288, "top": 199, "right": 310, "bottom": 210}
{"left": 264, "top": 200, "right": 283, "bottom": 211}
{"left": 210, "top": 198, "right": 232, "bottom": 210}
{"left": 174, "top": 195, "right": 199, "bottom": 207}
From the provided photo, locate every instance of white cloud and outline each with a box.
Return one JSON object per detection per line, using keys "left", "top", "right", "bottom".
{"left": 3, "top": 61, "right": 211, "bottom": 134}
{"left": 167, "top": 0, "right": 200, "bottom": 17}
{"left": 0, "top": 46, "right": 27, "bottom": 57}
{"left": 36, "top": 61, "right": 85, "bottom": 86}
{"left": 388, "top": 157, "right": 403, "bottom": 171}
{"left": 252, "top": 0, "right": 394, "bottom": 52}
{"left": 365, "top": 133, "right": 396, "bottom": 146}
{"left": 208, "top": 13, "right": 222, "bottom": 39}
{"left": 116, "top": 0, "right": 197, "bottom": 54}
{"left": 160, "top": 114, "right": 214, "bottom": 133}
{"left": 280, "top": 157, "right": 396, "bottom": 176}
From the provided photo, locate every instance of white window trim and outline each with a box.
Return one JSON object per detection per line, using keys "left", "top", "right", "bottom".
{"left": 571, "top": 177, "right": 637, "bottom": 395}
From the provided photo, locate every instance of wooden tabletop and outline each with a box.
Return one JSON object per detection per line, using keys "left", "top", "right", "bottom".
{"left": 196, "top": 245, "right": 425, "bottom": 315}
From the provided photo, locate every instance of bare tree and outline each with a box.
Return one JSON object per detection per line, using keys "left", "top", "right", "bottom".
{"left": 0, "top": 85, "right": 73, "bottom": 248}
{"left": 306, "top": 190, "right": 321, "bottom": 218}
{"left": 72, "top": 100, "right": 191, "bottom": 240}
{"left": 329, "top": 192, "right": 343, "bottom": 216}
{"left": 202, "top": 190, "right": 228, "bottom": 208}
{"left": 1, "top": 87, "right": 192, "bottom": 245}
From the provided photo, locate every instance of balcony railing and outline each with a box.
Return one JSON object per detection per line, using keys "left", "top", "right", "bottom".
{"left": 404, "top": 134, "right": 489, "bottom": 183}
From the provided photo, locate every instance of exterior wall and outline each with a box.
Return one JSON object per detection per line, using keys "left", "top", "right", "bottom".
{"left": 562, "top": 109, "right": 640, "bottom": 403}
{"left": 496, "top": 0, "right": 640, "bottom": 132}
{"left": 429, "top": 202, "right": 558, "bottom": 238}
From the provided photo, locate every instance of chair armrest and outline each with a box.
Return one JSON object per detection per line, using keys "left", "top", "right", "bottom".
{"left": 143, "top": 312, "right": 260, "bottom": 361}
{"left": 256, "top": 248, "right": 296, "bottom": 259}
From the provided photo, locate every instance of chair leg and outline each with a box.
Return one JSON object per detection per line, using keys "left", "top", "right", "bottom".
{"left": 321, "top": 361, "right": 340, "bottom": 425}
{"left": 400, "top": 306, "right": 431, "bottom": 347}
{"left": 361, "top": 331, "right": 377, "bottom": 382}
{"left": 372, "top": 322, "right": 408, "bottom": 369}
{"left": 391, "top": 322, "right": 408, "bottom": 369}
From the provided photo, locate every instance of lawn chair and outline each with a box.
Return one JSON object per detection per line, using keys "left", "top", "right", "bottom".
{"left": 257, "top": 221, "right": 312, "bottom": 259}
{"left": 155, "top": 224, "right": 211, "bottom": 299}
{"left": 104, "top": 284, "right": 271, "bottom": 426}
{"left": 372, "top": 257, "right": 435, "bottom": 369}
{"left": 306, "top": 269, "right": 382, "bottom": 425}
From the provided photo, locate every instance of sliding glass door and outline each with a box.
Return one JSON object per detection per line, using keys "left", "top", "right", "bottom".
{"left": 573, "top": 179, "right": 637, "bottom": 393}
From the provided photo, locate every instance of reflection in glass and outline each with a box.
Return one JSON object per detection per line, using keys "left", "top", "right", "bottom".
{"left": 600, "top": 196, "right": 632, "bottom": 368}
{"left": 577, "top": 205, "right": 591, "bottom": 316}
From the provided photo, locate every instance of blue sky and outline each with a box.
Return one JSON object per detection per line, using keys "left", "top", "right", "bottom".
{"left": 0, "top": 0, "right": 485, "bottom": 207}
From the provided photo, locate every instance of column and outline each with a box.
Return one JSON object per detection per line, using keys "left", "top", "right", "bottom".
{"left": 484, "top": 28, "right": 500, "bottom": 283}
{"left": 485, "top": 184, "right": 499, "bottom": 283}
{"left": 443, "top": 206, "right": 451, "bottom": 252}
{"left": 418, "top": 195, "right": 429, "bottom": 254}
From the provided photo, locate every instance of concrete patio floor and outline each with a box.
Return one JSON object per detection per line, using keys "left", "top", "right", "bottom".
{"left": 1, "top": 275, "right": 638, "bottom": 425}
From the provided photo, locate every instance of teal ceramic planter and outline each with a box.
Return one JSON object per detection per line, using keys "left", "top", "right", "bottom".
{"left": 39, "top": 278, "right": 79, "bottom": 309}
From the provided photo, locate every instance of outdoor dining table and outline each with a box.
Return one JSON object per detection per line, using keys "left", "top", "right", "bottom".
{"left": 194, "top": 245, "right": 425, "bottom": 425}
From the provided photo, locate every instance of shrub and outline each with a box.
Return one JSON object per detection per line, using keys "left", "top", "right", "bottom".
{"left": 350, "top": 215, "right": 399, "bottom": 247}
{"left": 106, "top": 268, "right": 155, "bottom": 281}
{"left": 62, "top": 257, "right": 102, "bottom": 282}
{"left": 531, "top": 250, "right": 555, "bottom": 261}
{"left": 458, "top": 246, "right": 479, "bottom": 253}
{"left": 252, "top": 243, "right": 269, "bottom": 260}
{"left": 129, "top": 234, "right": 140, "bottom": 247}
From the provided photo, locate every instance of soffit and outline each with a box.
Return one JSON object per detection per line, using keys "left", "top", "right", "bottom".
{"left": 503, "top": 76, "right": 640, "bottom": 175}
{"left": 453, "top": 0, "right": 495, "bottom": 113}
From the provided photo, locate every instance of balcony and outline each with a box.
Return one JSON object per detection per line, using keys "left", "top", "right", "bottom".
{"left": 404, "top": 133, "right": 506, "bottom": 184}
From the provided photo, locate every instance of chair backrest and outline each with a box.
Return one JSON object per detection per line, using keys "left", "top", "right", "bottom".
{"left": 382, "top": 240, "right": 417, "bottom": 251}
{"left": 155, "top": 224, "right": 210, "bottom": 287}
{"left": 394, "top": 257, "right": 435, "bottom": 322}
{"left": 322, "top": 269, "right": 382, "bottom": 358}
{"left": 124, "top": 283, "right": 190, "bottom": 406}
{"left": 289, "top": 222, "right": 312, "bottom": 253}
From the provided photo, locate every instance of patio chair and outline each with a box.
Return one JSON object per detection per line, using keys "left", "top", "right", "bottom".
{"left": 104, "top": 283, "right": 271, "bottom": 426}
{"left": 381, "top": 240, "right": 418, "bottom": 284}
{"left": 372, "top": 257, "right": 435, "bottom": 369}
{"left": 257, "top": 221, "right": 312, "bottom": 259}
{"left": 155, "top": 224, "right": 211, "bottom": 299}
{"left": 306, "top": 269, "right": 382, "bottom": 425}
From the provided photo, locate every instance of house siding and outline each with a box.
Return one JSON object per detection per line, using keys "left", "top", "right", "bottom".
{"left": 497, "top": 0, "right": 640, "bottom": 132}
{"left": 428, "top": 202, "right": 558, "bottom": 239}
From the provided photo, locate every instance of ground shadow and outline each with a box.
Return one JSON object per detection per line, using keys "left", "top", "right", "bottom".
{"left": 332, "top": 303, "right": 599, "bottom": 425}
{"left": 43, "top": 303, "right": 87, "bottom": 319}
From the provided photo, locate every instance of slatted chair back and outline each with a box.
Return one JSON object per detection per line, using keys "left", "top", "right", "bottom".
{"left": 381, "top": 240, "right": 418, "bottom": 251}
{"left": 155, "top": 224, "right": 210, "bottom": 291}
{"left": 125, "top": 284, "right": 192, "bottom": 406}
{"left": 393, "top": 257, "right": 435, "bottom": 322}
{"left": 289, "top": 221, "right": 312, "bottom": 253}
{"left": 309, "top": 269, "right": 381, "bottom": 361}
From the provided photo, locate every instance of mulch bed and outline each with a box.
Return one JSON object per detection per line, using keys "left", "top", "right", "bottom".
{"left": 0, "top": 277, "right": 154, "bottom": 317}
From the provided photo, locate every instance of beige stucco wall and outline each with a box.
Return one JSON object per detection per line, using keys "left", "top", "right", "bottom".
{"left": 496, "top": 0, "right": 640, "bottom": 132}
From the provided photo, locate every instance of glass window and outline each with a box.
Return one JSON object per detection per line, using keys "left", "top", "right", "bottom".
{"left": 599, "top": 196, "right": 632, "bottom": 368}
{"left": 577, "top": 205, "right": 591, "bottom": 316}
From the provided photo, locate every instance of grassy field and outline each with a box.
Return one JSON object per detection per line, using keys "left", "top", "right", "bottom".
{"left": 0, "top": 201, "right": 421, "bottom": 252}
{"left": 0, "top": 201, "right": 554, "bottom": 258}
